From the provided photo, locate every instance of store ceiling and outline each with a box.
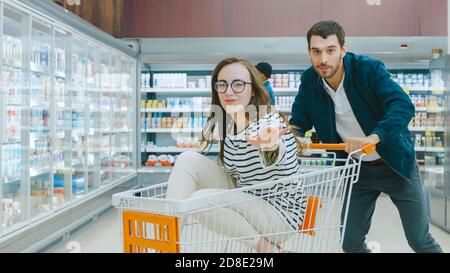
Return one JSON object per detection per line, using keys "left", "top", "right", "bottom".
{"left": 136, "top": 36, "right": 446, "bottom": 70}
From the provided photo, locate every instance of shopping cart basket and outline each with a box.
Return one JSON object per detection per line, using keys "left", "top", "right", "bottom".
{"left": 112, "top": 143, "right": 376, "bottom": 253}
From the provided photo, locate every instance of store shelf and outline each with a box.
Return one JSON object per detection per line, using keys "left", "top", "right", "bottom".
{"left": 423, "top": 166, "right": 444, "bottom": 174}
{"left": 402, "top": 86, "right": 438, "bottom": 92}
{"left": 142, "top": 147, "right": 219, "bottom": 153}
{"left": 89, "top": 108, "right": 111, "bottom": 113}
{"left": 30, "top": 68, "right": 50, "bottom": 76}
{"left": 89, "top": 128, "right": 110, "bottom": 134}
{"left": 2, "top": 60, "right": 22, "bottom": 69}
{"left": 110, "top": 88, "right": 133, "bottom": 93}
{"left": 415, "top": 147, "right": 445, "bottom": 152}
{"left": 409, "top": 127, "right": 445, "bottom": 132}
{"left": 3, "top": 175, "right": 21, "bottom": 184}
{"left": 110, "top": 167, "right": 135, "bottom": 173}
{"left": 111, "top": 148, "right": 132, "bottom": 153}
{"left": 111, "top": 129, "right": 133, "bottom": 134}
{"left": 141, "top": 87, "right": 210, "bottom": 93}
{"left": 142, "top": 87, "right": 298, "bottom": 94}
{"left": 71, "top": 103, "right": 85, "bottom": 110}
{"left": 141, "top": 108, "right": 210, "bottom": 113}
{"left": 273, "top": 88, "right": 298, "bottom": 93}
{"left": 402, "top": 86, "right": 429, "bottom": 92}
{"left": 30, "top": 167, "right": 52, "bottom": 177}
{"left": 55, "top": 72, "right": 66, "bottom": 78}
{"left": 139, "top": 166, "right": 173, "bottom": 174}
{"left": 113, "top": 108, "right": 130, "bottom": 113}
{"left": 414, "top": 107, "right": 443, "bottom": 112}
{"left": 88, "top": 147, "right": 111, "bottom": 153}
{"left": 415, "top": 107, "right": 427, "bottom": 112}
{"left": 54, "top": 159, "right": 82, "bottom": 169}
{"left": 142, "top": 128, "right": 204, "bottom": 133}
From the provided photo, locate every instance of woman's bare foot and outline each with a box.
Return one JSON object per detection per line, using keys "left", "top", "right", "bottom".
{"left": 255, "top": 237, "right": 281, "bottom": 253}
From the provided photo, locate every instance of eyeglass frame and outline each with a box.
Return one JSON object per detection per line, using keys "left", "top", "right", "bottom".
{"left": 214, "top": 79, "right": 253, "bottom": 94}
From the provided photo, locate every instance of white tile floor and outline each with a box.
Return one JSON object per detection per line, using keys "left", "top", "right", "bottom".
{"left": 51, "top": 195, "right": 450, "bottom": 253}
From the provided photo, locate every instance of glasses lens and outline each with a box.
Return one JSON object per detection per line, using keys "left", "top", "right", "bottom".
{"left": 215, "top": 81, "right": 227, "bottom": 93}
{"left": 232, "top": 80, "right": 246, "bottom": 93}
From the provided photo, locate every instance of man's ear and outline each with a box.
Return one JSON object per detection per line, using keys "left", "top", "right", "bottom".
{"left": 342, "top": 45, "right": 347, "bottom": 58}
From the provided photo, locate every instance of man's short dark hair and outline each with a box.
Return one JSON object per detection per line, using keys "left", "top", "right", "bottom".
{"left": 307, "top": 21, "right": 345, "bottom": 48}
{"left": 255, "top": 62, "right": 272, "bottom": 79}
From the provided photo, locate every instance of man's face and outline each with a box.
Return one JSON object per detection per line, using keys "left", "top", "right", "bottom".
{"left": 255, "top": 70, "right": 267, "bottom": 82}
{"left": 308, "top": 35, "right": 346, "bottom": 79}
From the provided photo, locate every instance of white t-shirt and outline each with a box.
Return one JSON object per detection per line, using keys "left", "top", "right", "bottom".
{"left": 322, "top": 76, "right": 381, "bottom": 162}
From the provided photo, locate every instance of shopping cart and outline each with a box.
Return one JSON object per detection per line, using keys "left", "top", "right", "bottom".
{"left": 112, "top": 143, "right": 376, "bottom": 253}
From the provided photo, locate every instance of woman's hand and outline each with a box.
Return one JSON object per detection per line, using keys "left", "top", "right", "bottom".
{"left": 245, "top": 126, "right": 291, "bottom": 149}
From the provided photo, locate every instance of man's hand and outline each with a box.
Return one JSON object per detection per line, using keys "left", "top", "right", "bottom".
{"left": 295, "top": 136, "right": 313, "bottom": 157}
{"left": 345, "top": 134, "right": 380, "bottom": 153}
{"left": 245, "top": 126, "right": 290, "bottom": 149}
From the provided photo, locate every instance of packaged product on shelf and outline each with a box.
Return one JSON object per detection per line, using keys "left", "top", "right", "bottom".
{"left": 2, "top": 35, "right": 23, "bottom": 66}
{"left": 1, "top": 198, "right": 21, "bottom": 228}
{"left": 146, "top": 155, "right": 158, "bottom": 167}
{"left": 198, "top": 78, "right": 206, "bottom": 88}
{"left": 157, "top": 155, "right": 171, "bottom": 166}
{"left": 145, "top": 154, "right": 177, "bottom": 167}
{"left": 188, "top": 82, "right": 196, "bottom": 89}
{"left": 72, "top": 176, "right": 86, "bottom": 195}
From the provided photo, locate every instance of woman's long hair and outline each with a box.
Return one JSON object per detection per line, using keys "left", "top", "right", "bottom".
{"left": 200, "top": 57, "right": 298, "bottom": 164}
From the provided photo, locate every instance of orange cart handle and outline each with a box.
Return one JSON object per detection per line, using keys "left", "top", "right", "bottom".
{"left": 301, "top": 143, "right": 376, "bottom": 154}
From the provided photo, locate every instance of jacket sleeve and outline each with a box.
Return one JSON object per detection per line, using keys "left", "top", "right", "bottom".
{"left": 289, "top": 84, "right": 313, "bottom": 137}
{"left": 369, "top": 61, "right": 415, "bottom": 144}
{"left": 266, "top": 84, "right": 276, "bottom": 106}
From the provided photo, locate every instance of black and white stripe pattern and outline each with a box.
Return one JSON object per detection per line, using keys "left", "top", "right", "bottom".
{"left": 223, "top": 112, "right": 308, "bottom": 230}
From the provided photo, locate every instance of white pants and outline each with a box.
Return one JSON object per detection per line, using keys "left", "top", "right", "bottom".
{"left": 166, "top": 151, "right": 293, "bottom": 249}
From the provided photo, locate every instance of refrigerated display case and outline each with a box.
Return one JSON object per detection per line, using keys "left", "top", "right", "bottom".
{"left": 0, "top": 0, "right": 137, "bottom": 243}
{"left": 424, "top": 54, "right": 450, "bottom": 232}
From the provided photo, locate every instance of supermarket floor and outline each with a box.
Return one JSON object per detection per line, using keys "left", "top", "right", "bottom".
{"left": 49, "top": 195, "right": 450, "bottom": 253}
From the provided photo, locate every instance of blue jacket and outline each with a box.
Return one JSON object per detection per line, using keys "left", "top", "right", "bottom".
{"left": 264, "top": 81, "right": 276, "bottom": 106}
{"left": 289, "top": 52, "right": 416, "bottom": 180}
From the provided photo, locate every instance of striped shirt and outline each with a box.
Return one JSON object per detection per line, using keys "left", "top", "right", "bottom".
{"left": 223, "top": 112, "right": 307, "bottom": 230}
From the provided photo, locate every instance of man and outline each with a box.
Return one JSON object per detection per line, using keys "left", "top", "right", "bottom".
{"left": 256, "top": 62, "right": 276, "bottom": 105}
{"left": 289, "top": 20, "right": 442, "bottom": 253}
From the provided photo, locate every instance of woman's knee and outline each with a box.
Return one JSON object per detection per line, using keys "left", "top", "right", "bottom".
{"left": 175, "top": 151, "right": 206, "bottom": 167}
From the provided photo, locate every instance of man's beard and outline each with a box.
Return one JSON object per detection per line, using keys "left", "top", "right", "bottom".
{"left": 315, "top": 54, "right": 342, "bottom": 79}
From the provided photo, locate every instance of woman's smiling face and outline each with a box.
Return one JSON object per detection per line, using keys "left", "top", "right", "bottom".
{"left": 216, "top": 62, "right": 253, "bottom": 115}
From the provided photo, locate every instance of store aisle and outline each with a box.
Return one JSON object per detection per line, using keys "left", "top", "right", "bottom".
{"left": 50, "top": 195, "right": 450, "bottom": 253}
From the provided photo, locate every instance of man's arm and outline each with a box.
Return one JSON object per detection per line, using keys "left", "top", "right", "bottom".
{"left": 267, "top": 84, "right": 276, "bottom": 106}
{"left": 289, "top": 84, "right": 313, "bottom": 137}
{"left": 369, "top": 61, "right": 415, "bottom": 144}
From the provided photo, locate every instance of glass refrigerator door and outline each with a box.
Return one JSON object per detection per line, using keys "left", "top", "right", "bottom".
{"left": 110, "top": 56, "right": 134, "bottom": 179}
{"left": 53, "top": 28, "right": 70, "bottom": 208}
{"left": 424, "top": 56, "right": 447, "bottom": 193}
{"left": 1, "top": 4, "right": 26, "bottom": 234}
{"left": 122, "top": 58, "right": 135, "bottom": 174}
{"left": 111, "top": 55, "right": 124, "bottom": 179}
{"left": 29, "top": 18, "right": 53, "bottom": 218}
{"left": 70, "top": 37, "right": 88, "bottom": 197}
{"left": 86, "top": 43, "right": 109, "bottom": 189}
{"left": 99, "top": 50, "right": 112, "bottom": 184}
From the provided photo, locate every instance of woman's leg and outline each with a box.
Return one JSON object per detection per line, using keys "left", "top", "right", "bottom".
{"left": 166, "top": 151, "right": 235, "bottom": 199}
{"left": 189, "top": 189, "right": 294, "bottom": 252}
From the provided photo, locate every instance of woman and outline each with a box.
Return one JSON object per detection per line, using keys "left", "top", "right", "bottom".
{"left": 166, "top": 57, "right": 307, "bottom": 253}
